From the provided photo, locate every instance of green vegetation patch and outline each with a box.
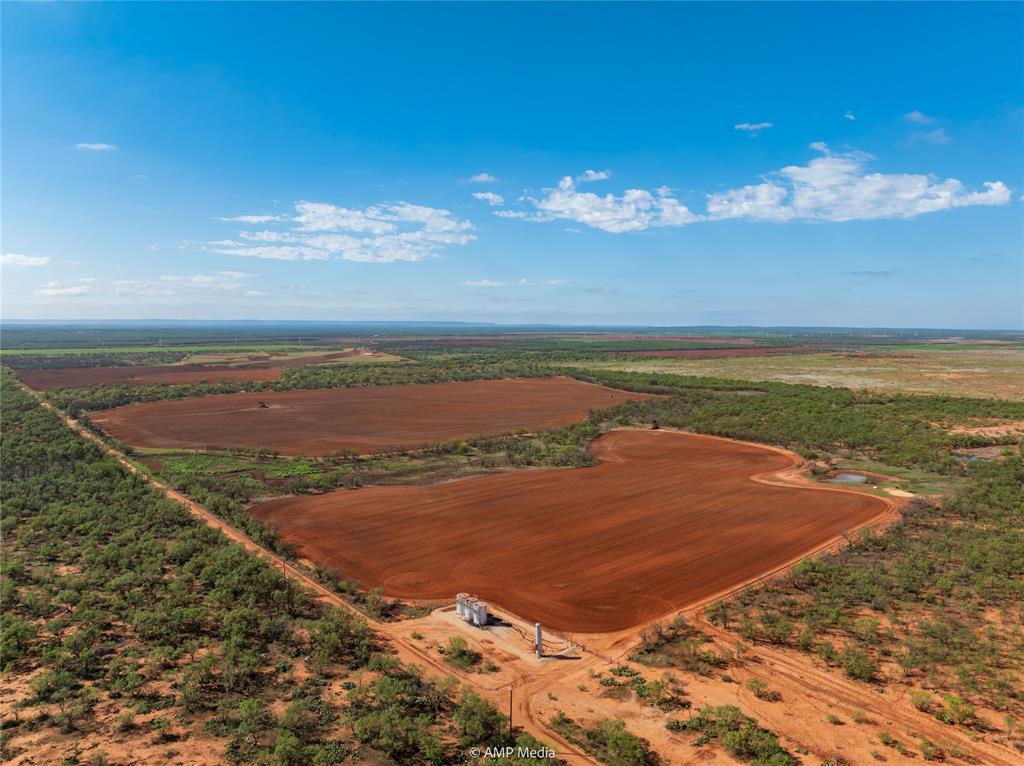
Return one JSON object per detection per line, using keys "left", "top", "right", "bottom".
{"left": 667, "top": 705, "right": 796, "bottom": 765}
{"left": 550, "top": 713, "right": 658, "bottom": 766}
{"left": 708, "top": 458, "right": 1024, "bottom": 718}
{"left": 631, "top": 617, "right": 728, "bottom": 676}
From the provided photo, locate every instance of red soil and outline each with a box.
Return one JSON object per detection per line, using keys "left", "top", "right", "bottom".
{"left": 620, "top": 346, "right": 812, "bottom": 359}
{"left": 17, "top": 351, "right": 364, "bottom": 390}
{"left": 91, "top": 377, "right": 655, "bottom": 455}
{"left": 249, "top": 429, "right": 891, "bottom": 633}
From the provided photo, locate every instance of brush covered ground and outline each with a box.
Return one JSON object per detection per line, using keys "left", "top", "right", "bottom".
{"left": 0, "top": 373, "right": 559, "bottom": 766}
{"left": 5, "top": 329, "right": 1024, "bottom": 765}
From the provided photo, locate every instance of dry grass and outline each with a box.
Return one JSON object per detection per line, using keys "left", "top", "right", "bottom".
{"left": 564, "top": 347, "right": 1024, "bottom": 400}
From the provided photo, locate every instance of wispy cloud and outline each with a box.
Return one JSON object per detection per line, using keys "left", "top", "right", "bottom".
{"left": 844, "top": 111, "right": 856, "bottom": 121}
{"left": 217, "top": 214, "right": 286, "bottom": 224}
{"left": 577, "top": 169, "right": 611, "bottom": 182}
{"left": 1, "top": 253, "right": 50, "bottom": 267}
{"left": 74, "top": 142, "right": 118, "bottom": 152}
{"left": 904, "top": 110, "right": 936, "bottom": 124}
{"left": 113, "top": 272, "right": 268, "bottom": 297}
{"left": 844, "top": 269, "right": 904, "bottom": 278}
{"left": 211, "top": 200, "right": 475, "bottom": 262}
{"left": 471, "top": 191, "right": 505, "bottom": 206}
{"left": 462, "top": 277, "right": 567, "bottom": 288}
{"left": 912, "top": 128, "right": 952, "bottom": 145}
{"left": 466, "top": 172, "right": 499, "bottom": 183}
{"left": 735, "top": 122, "right": 773, "bottom": 133}
{"left": 36, "top": 279, "right": 94, "bottom": 297}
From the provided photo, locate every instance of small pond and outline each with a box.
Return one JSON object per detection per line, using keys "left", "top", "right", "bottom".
{"left": 828, "top": 472, "right": 869, "bottom": 485}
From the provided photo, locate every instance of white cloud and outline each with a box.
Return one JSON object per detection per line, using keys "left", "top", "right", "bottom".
{"left": 210, "top": 200, "right": 475, "bottom": 263}
{"left": 36, "top": 279, "right": 93, "bottom": 297}
{"left": 466, "top": 172, "right": 499, "bottom": 183}
{"left": 706, "top": 182, "right": 793, "bottom": 222}
{"left": 208, "top": 244, "right": 329, "bottom": 261}
{"left": 1, "top": 253, "right": 50, "bottom": 267}
{"left": 706, "top": 142, "right": 1010, "bottom": 222}
{"left": 912, "top": 128, "right": 952, "bottom": 145}
{"left": 904, "top": 110, "right": 936, "bottom": 124}
{"left": 293, "top": 202, "right": 397, "bottom": 234}
{"left": 472, "top": 191, "right": 505, "bottom": 206}
{"left": 502, "top": 147, "right": 1011, "bottom": 233}
{"left": 238, "top": 230, "right": 295, "bottom": 242}
{"left": 514, "top": 174, "right": 699, "bottom": 233}
{"left": 113, "top": 272, "right": 268, "bottom": 297}
{"left": 217, "top": 214, "right": 286, "bottom": 224}
{"left": 844, "top": 111, "right": 856, "bottom": 121}
{"left": 493, "top": 210, "right": 538, "bottom": 220}
{"left": 75, "top": 142, "right": 118, "bottom": 152}
{"left": 735, "top": 122, "right": 773, "bottom": 133}
{"left": 462, "top": 277, "right": 566, "bottom": 288}
{"left": 577, "top": 169, "right": 611, "bottom": 183}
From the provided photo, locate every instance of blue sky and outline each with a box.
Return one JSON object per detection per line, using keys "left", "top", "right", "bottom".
{"left": 2, "top": 2, "right": 1021, "bottom": 328}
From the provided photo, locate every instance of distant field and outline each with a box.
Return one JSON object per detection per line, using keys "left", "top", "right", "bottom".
{"left": 16, "top": 349, "right": 402, "bottom": 390}
{"left": 250, "top": 429, "right": 891, "bottom": 632}
{"left": 175, "top": 348, "right": 405, "bottom": 367}
{"left": 562, "top": 347, "right": 1024, "bottom": 400}
{"left": 0, "top": 343, "right": 321, "bottom": 356}
{"left": 91, "top": 377, "right": 655, "bottom": 455}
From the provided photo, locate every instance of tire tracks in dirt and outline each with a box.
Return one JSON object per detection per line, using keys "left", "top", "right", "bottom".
{"left": 690, "top": 612, "right": 1020, "bottom": 766}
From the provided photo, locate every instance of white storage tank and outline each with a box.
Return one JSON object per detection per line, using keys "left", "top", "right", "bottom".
{"left": 455, "top": 593, "right": 488, "bottom": 626}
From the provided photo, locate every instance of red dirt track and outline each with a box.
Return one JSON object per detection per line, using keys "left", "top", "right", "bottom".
{"left": 91, "top": 377, "right": 655, "bottom": 455}
{"left": 249, "top": 430, "right": 891, "bottom": 632}
{"left": 16, "top": 351, "right": 364, "bottom": 390}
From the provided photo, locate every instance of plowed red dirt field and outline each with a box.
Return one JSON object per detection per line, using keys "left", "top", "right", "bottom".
{"left": 249, "top": 429, "right": 892, "bottom": 632}
{"left": 91, "top": 377, "right": 655, "bottom": 455}
{"left": 17, "top": 351, "right": 367, "bottom": 390}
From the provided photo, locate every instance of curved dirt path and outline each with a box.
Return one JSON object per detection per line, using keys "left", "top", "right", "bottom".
{"left": 689, "top": 610, "right": 1022, "bottom": 766}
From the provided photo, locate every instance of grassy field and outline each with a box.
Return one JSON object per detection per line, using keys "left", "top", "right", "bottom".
{"left": 560, "top": 347, "right": 1024, "bottom": 400}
